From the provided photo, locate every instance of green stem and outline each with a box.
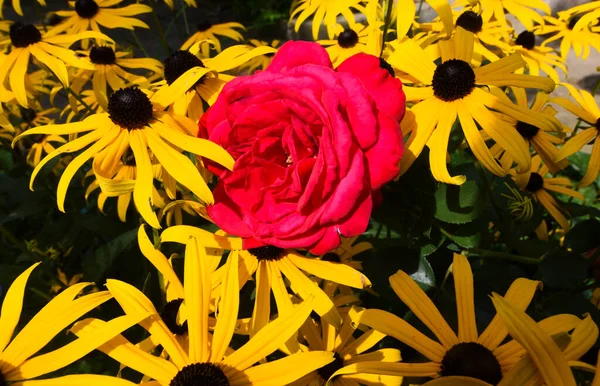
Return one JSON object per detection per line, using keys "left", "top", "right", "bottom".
{"left": 64, "top": 87, "right": 92, "bottom": 117}
{"left": 182, "top": 2, "right": 190, "bottom": 36}
{"left": 464, "top": 248, "right": 543, "bottom": 265}
{"left": 380, "top": 0, "right": 395, "bottom": 57}
{"left": 30, "top": 287, "right": 52, "bottom": 301}
{"left": 150, "top": 3, "right": 170, "bottom": 56}
{"left": 34, "top": 1, "right": 47, "bottom": 33}
{"left": 131, "top": 30, "right": 150, "bottom": 58}
{"left": 164, "top": 4, "right": 189, "bottom": 36}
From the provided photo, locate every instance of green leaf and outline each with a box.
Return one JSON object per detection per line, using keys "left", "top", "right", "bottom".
{"left": 439, "top": 221, "right": 482, "bottom": 249}
{"left": 537, "top": 251, "right": 590, "bottom": 289}
{"left": 434, "top": 165, "right": 488, "bottom": 224}
{"left": 83, "top": 228, "right": 138, "bottom": 282}
{"left": 0, "top": 149, "right": 14, "bottom": 172}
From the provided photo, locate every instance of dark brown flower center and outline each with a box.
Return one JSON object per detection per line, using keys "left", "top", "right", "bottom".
{"left": 596, "top": 118, "right": 600, "bottom": 131}
{"left": 75, "top": 0, "right": 99, "bottom": 18}
{"left": 456, "top": 11, "right": 483, "bottom": 33}
{"left": 515, "top": 121, "right": 540, "bottom": 140}
{"left": 90, "top": 46, "right": 116, "bottom": 65}
{"left": 0, "top": 369, "right": 6, "bottom": 386}
{"left": 338, "top": 29, "right": 359, "bottom": 48}
{"left": 567, "top": 15, "right": 583, "bottom": 30}
{"left": 317, "top": 352, "right": 344, "bottom": 382}
{"left": 170, "top": 363, "right": 230, "bottom": 386}
{"left": 108, "top": 87, "right": 153, "bottom": 130}
{"left": 160, "top": 298, "right": 188, "bottom": 336}
{"left": 163, "top": 50, "right": 205, "bottom": 86}
{"left": 10, "top": 22, "right": 42, "bottom": 48}
{"left": 321, "top": 252, "right": 341, "bottom": 263}
{"left": 441, "top": 342, "right": 502, "bottom": 385}
{"left": 248, "top": 245, "right": 284, "bottom": 261}
{"left": 20, "top": 108, "right": 37, "bottom": 123}
{"left": 379, "top": 58, "right": 395, "bottom": 76}
{"left": 515, "top": 31, "right": 536, "bottom": 50}
{"left": 432, "top": 59, "right": 476, "bottom": 101}
{"left": 196, "top": 20, "right": 213, "bottom": 32}
{"left": 525, "top": 172, "right": 544, "bottom": 192}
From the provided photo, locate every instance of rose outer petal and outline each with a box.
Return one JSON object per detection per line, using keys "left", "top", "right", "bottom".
{"left": 267, "top": 40, "right": 333, "bottom": 73}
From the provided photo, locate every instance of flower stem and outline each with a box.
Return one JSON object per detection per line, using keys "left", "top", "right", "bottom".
{"left": 380, "top": 0, "right": 395, "bottom": 57}
{"left": 150, "top": 2, "right": 171, "bottom": 56}
{"left": 182, "top": 2, "right": 190, "bottom": 36}
{"left": 64, "top": 87, "right": 92, "bottom": 117}
{"left": 131, "top": 30, "right": 150, "bottom": 58}
{"left": 464, "top": 248, "right": 543, "bottom": 265}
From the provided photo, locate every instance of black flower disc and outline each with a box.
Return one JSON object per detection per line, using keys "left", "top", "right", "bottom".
{"left": 432, "top": 59, "right": 476, "bottom": 101}
{"left": 163, "top": 50, "right": 205, "bottom": 86}
{"left": 338, "top": 29, "right": 359, "bottom": 48}
{"left": 441, "top": 342, "right": 502, "bottom": 385}
{"left": 456, "top": 11, "right": 483, "bottom": 33}
{"left": 75, "top": 0, "right": 99, "bottom": 18}
{"left": 90, "top": 46, "right": 116, "bottom": 65}
{"left": 170, "top": 363, "right": 230, "bottom": 386}
{"left": 10, "top": 22, "right": 42, "bottom": 48}
{"left": 525, "top": 172, "right": 544, "bottom": 192}
{"left": 108, "top": 87, "right": 153, "bottom": 130}
{"left": 515, "top": 31, "right": 536, "bottom": 50}
{"left": 248, "top": 245, "right": 285, "bottom": 261}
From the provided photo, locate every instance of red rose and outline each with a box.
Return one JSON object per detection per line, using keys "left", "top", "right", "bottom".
{"left": 198, "top": 41, "right": 405, "bottom": 254}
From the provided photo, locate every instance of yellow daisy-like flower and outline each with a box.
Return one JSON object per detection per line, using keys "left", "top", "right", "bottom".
{"left": 291, "top": 306, "right": 403, "bottom": 385}
{"left": 351, "top": 253, "right": 589, "bottom": 384}
{"left": 238, "top": 39, "right": 281, "bottom": 74}
{"left": 0, "top": 0, "right": 45, "bottom": 17}
{"left": 489, "top": 87, "right": 567, "bottom": 174}
{"left": 61, "top": 236, "right": 335, "bottom": 386}
{"left": 45, "top": 0, "right": 152, "bottom": 43}
{"left": 70, "top": 45, "right": 163, "bottom": 110}
{"left": 160, "top": 225, "right": 371, "bottom": 333}
{"left": 0, "top": 23, "right": 111, "bottom": 108}
{"left": 319, "top": 235, "right": 372, "bottom": 272}
{"left": 562, "top": 1, "right": 600, "bottom": 32}
{"left": 534, "top": 13, "right": 600, "bottom": 59}
{"left": 388, "top": 27, "right": 557, "bottom": 184}
{"left": 0, "top": 262, "right": 136, "bottom": 383}
{"left": 163, "top": 0, "right": 196, "bottom": 10}
{"left": 505, "top": 30, "right": 567, "bottom": 83}
{"left": 12, "top": 85, "right": 234, "bottom": 229}
{"left": 158, "top": 193, "right": 202, "bottom": 226}
{"left": 319, "top": 24, "right": 381, "bottom": 67}
{"left": 515, "top": 156, "right": 584, "bottom": 232}
{"left": 421, "top": 294, "right": 598, "bottom": 385}
{"left": 291, "top": 0, "right": 369, "bottom": 40}
{"left": 180, "top": 20, "right": 245, "bottom": 57}
{"left": 158, "top": 44, "right": 276, "bottom": 121}
{"left": 455, "top": 0, "right": 550, "bottom": 31}
{"left": 550, "top": 83, "right": 600, "bottom": 187}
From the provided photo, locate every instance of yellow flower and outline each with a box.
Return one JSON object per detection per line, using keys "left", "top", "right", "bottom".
{"left": 290, "top": 0, "right": 370, "bottom": 40}
{"left": 319, "top": 23, "right": 381, "bottom": 67}
{"left": 12, "top": 85, "right": 234, "bottom": 229}
{"left": 0, "top": 262, "right": 134, "bottom": 383}
{"left": 157, "top": 44, "right": 276, "bottom": 121}
{"left": 534, "top": 13, "right": 600, "bottom": 59}
{"left": 46, "top": 0, "right": 152, "bottom": 46}
{"left": 388, "top": 27, "right": 557, "bottom": 184}
{"left": 238, "top": 39, "right": 281, "bottom": 74}
{"left": 420, "top": 294, "right": 598, "bottom": 385}
{"left": 514, "top": 156, "right": 584, "bottom": 232}
{"left": 455, "top": 0, "right": 550, "bottom": 31}
{"left": 290, "top": 306, "right": 403, "bottom": 385}
{"left": 556, "top": 0, "right": 600, "bottom": 33}
{"left": 489, "top": 87, "right": 568, "bottom": 174}
{"left": 0, "top": 0, "right": 45, "bottom": 17}
{"left": 180, "top": 20, "right": 245, "bottom": 57}
{"left": 70, "top": 45, "right": 163, "bottom": 110}
{"left": 0, "top": 23, "right": 112, "bottom": 108}
{"left": 550, "top": 83, "right": 600, "bottom": 187}
{"left": 158, "top": 194, "right": 202, "bottom": 226}
{"left": 319, "top": 235, "right": 372, "bottom": 272}
{"left": 160, "top": 225, "right": 371, "bottom": 334}
{"left": 61, "top": 235, "right": 335, "bottom": 386}
{"left": 506, "top": 30, "right": 568, "bottom": 83}
{"left": 351, "top": 253, "right": 588, "bottom": 383}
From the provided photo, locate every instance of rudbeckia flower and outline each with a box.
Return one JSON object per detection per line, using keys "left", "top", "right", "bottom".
{"left": 180, "top": 20, "right": 245, "bottom": 57}
{"left": 507, "top": 30, "right": 568, "bottom": 82}
{"left": 388, "top": 27, "right": 557, "bottom": 184}
{"left": 65, "top": 236, "right": 335, "bottom": 386}
{"left": 351, "top": 253, "right": 588, "bottom": 384}
{"left": 396, "top": 0, "right": 454, "bottom": 39}
{"left": 455, "top": 0, "right": 550, "bottom": 31}
{"left": 291, "top": 0, "right": 369, "bottom": 40}
{"left": 157, "top": 44, "right": 276, "bottom": 121}
{"left": 70, "top": 45, "right": 163, "bottom": 110}
{"left": 551, "top": 84, "right": 600, "bottom": 187}
{"left": 160, "top": 225, "right": 371, "bottom": 331}
{"left": 0, "top": 0, "right": 45, "bottom": 17}
{"left": 420, "top": 295, "right": 598, "bottom": 385}
{"left": 291, "top": 307, "right": 403, "bottom": 385}
{"left": 45, "top": 0, "right": 152, "bottom": 44}
{"left": 515, "top": 156, "right": 583, "bottom": 232}
{"left": 319, "top": 24, "right": 381, "bottom": 67}
{"left": 489, "top": 87, "right": 568, "bottom": 174}
{"left": 0, "top": 262, "right": 138, "bottom": 383}
{"left": 12, "top": 85, "right": 235, "bottom": 229}
{"left": 534, "top": 13, "right": 600, "bottom": 59}
{"left": 0, "top": 22, "right": 111, "bottom": 108}
{"left": 319, "top": 236, "right": 372, "bottom": 272}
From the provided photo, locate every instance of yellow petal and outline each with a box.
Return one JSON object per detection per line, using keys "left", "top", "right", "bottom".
{"left": 0, "top": 263, "right": 41, "bottom": 353}
{"left": 160, "top": 225, "right": 243, "bottom": 250}
{"left": 287, "top": 252, "right": 370, "bottom": 289}
{"left": 11, "top": 375, "right": 138, "bottom": 386}
{"left": 331, "top": 361, "right": 440, "bottom": 379}
{"left": 9, "top": 49, "right": 31, "bottom": 107}
{"left": 490, "top": 293, "right": 576, "bottom": 386}
{"left": 453, "top": 254, "right": 478, "bottom": 342}
{"left": 389, "top": 270, "right": 458, "bottom": 348}
{"left": 210, "top": 250, "right": 239, "bottom": 362}
{"left": 563, "top": 314, "right": 599, "bottom": 360}
{"left": 129, "top": 129, "right": 160, "bottom": 229}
